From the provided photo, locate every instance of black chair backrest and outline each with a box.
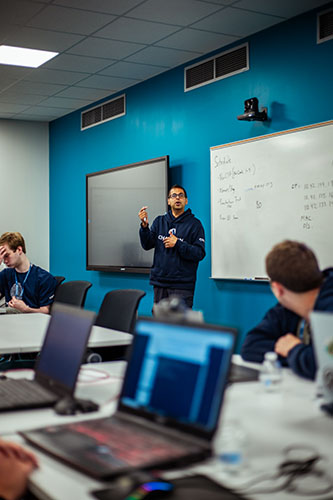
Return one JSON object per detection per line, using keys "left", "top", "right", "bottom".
{"left": 53, "top": 276, "right": 66, "bottom": 295}
{"left": 95, "top": 289, "right": 146, "bottom": 333}
{"left": 53, "top": 280, "right": 92, "bottom": 309}
{"left": 54, "top": 276, "right": 66, "bottom": 287}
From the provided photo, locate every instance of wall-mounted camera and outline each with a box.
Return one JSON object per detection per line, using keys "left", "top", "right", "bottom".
{"left": 237, "top": 97, "right": 268, "bottom": 121}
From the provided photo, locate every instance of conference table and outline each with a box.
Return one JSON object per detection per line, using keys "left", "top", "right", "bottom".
{"left": 1, "top": 357, "right": 332, "bottom": 500}
{"left": 0, "top": 312, "right": 132, "bottom": 354}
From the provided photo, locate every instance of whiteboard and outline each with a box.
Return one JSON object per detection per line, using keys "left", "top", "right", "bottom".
{"left": 210, "top": 121, "right": 333, "bottom": 279}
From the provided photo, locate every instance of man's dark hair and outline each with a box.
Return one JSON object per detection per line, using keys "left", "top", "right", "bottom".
{"left": 168, "top": 184, "right": 187, "bottom": 198}
{"left": 0, "top": 232, "right": 26, "bottom": 254}
{"left": 265, "top": 240, "right": 323, "bottom": 292}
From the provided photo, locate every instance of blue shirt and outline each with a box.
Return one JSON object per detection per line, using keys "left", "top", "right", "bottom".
{"left": 0, "top": 265, "right": 57, "bottom": 309}
{"left": 241, "top": 268, "right": 333, "bottom": 380}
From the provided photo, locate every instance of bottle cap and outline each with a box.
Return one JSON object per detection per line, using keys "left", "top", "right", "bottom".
{"left": 265, "top": 351, "right": 277, "bottom": 361}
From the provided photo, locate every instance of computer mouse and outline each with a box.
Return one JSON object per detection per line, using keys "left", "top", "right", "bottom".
{"left": 131, "top": 480, "right": 174, "bottom": 499}
{"left": 54, "top": 397, "right": 77, "bottom": 415}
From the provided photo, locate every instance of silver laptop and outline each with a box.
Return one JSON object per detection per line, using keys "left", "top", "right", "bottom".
{"left": 310, "top": 311, "right": 333, "bottom": 404}
{"left": 0, "top": 303, "right": 96, "bottom": 411}
{"left": 22, "top": 318, "right": 236, "bottom": 479}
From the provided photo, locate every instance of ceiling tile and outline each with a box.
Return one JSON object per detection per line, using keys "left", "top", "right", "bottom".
{"left": 128, "top": 0, "right": 223, "bottom": 25}
{"left": 0, "top": 92, "right": 46, "bottom": 105}
{"left": 7, "top": 81, "right": 67, "bottom": 96}
{"left": 126, "top": 46, "right": 201, "bottom": 66}
{"left": 192, "top": 6, "right": 283, "bottom": 37}
{"left": 199, "top": 0, "right": 235, "bottom": 3}
{"left": 22, "top": 105, "right": 71, "bottom": 116}
{"left": 23, "top": 68, "right": 88, "bottom": 85}
{"left": 13, "top": 114, "right": 54, "bottom": 121}
{"left": 43, "top": 53, "right": 115, "bottom": 73}
{"left": 53, "top": 0, "right": 144, "bottom": 15}
{"left": 76, "top": 74, "right": 138, "bottom": 90}
{"left": 0, "top": 65, "right": 32, "bottom": 79}
{"left": 27, "top": 5, "right": 116, "bottom": 35}
{"left": 38, "top": 96, "right": 93, "bottom": 108}
{"left": 0, "top": 102, "right": 30, "bottom": 113}
{"left": 55, "top": 86, "right": 112, "bottom": 100}
{"left": 3, "top": 26, "right": 84, "bottom": 51}
{"left": 99, "top": 61, "right": 167, "bottom": 79}
{"left": 0, "top": 0, "right": 44, "bottom": 25}
{"left": 94, "top": 17, "right": 180, "bottom": 44}
{"left": 156, "top": 28, "right": 240, "bottom": 53}
{"left": 0, "top": 79, "right": 16, "bottom": 92}
{"left": 68, "top": 37, "right": 146, "bottom": 59}
{"left": 234, "top": 0, "right": 328, "bottom": 18}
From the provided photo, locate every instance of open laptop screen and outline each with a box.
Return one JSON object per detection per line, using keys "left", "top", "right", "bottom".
{"left": 35, "top": 304, "right": 95, "bottom": 395}
{"left": 120, "top": 319, "right": 236, "bottom": 438}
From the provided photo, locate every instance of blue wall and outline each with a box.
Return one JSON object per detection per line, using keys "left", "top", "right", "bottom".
{"left": 49, "top": 6, "right": 333, "bottom": 351}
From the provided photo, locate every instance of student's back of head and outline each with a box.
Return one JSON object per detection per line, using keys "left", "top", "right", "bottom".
{"left": 265, "top": 240, "right": 323, "bottom": 292}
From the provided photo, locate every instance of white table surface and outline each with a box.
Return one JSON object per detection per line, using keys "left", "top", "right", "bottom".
{"left": 0, "top": 312, "right": 132, "bottom": 353}
{"left": 2, "top": 358, "right": 333, "bottom": 500}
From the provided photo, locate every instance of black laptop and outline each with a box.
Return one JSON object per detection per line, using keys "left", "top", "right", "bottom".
{"left": 21, "top": 318, "right": 236, "bottom": 479}
{"left": 0, "top": 303, "right": 96, "bottom": 411}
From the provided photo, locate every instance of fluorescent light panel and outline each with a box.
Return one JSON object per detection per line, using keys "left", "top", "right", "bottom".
{"left": 0, "top": 45, "right": 58, "bottom": 68}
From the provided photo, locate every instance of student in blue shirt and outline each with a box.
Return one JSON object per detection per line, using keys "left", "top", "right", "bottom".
{"left": 241, "top": 240, "right": 333, "bottom": 380}
{"left": 138, "top": 185, "right": 205, "bottom": 308}
{"left": 0, "top": 232, "right": 57, "bottom": 314}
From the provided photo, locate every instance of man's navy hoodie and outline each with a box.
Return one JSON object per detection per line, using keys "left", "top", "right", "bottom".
{"left": 241, "top": 268, "right": 333, "bottom": 380}
{"left": 139, "top": 208, "right": 205, "bottom": 290}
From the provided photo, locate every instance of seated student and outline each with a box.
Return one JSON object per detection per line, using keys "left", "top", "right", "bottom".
{"left": 0, "top": 438, "right": 38, "bottom": 500}
{"left": 0, "top": 232, "right": 57, "bottom": 314}
{"left": 241, "top": 240, "right": 333, "bottom": 380}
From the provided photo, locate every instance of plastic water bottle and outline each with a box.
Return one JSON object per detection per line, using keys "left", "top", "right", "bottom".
{"left": 218, "top": 419, "right": 248, "bottom": 474}
{"left": 259, "top": 351, "right": 282, "bottom": 391}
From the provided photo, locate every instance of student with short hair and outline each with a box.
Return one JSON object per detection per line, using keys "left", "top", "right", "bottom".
{"left": 0, "top": 232, "right": 57, "bottom": 314}
{"left": 241, "top": 240, "right": 333, "bottom": 379}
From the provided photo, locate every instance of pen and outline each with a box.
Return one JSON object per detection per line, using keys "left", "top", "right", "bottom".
{"left": 254, "top": 277, "right": 269, "bottom": 280}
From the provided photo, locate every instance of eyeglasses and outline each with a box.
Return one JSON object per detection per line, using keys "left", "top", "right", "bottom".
{"left": 169, "top": 193, "right": 185, "bottom": 199}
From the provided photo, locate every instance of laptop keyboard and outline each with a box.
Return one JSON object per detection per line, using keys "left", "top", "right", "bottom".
{"left": 69, "top": 417, "right": 196, "bottom": 467}
{"left": 0, "top": 379, "right": 58, "bottom": 411}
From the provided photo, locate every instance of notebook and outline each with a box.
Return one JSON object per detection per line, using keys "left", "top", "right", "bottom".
{"left": 0, "top": 303, "right": 96, "bottom": 411}
{"left": 21, "top": 318, "right": 237, "bottom": 479}
{"left": 310, "top": 311, "right": 333, "bottom": 404}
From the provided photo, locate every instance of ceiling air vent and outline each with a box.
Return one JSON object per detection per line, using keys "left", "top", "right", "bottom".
{"left": 185, "top": 43, "right": 249, "bottom": 92}
{"left": 81, "top": 94, "right": 126, "bottom": 130}
{"left": 317, "top": 8, "right": 333, "bottom": 43}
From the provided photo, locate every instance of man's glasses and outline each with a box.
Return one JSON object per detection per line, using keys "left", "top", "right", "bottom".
{"left": 169, "top": 193, "right": 185, "bottom": 199}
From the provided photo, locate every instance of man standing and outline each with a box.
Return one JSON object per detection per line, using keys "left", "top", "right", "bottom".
{"left": 138, "top": 185, "right": 205, "bottom": 308}
{"left": 241, "top": 240, "right": 333, "bottom": 379}
{"left": 0, "top": 232, "right": 57, "bottom": 314}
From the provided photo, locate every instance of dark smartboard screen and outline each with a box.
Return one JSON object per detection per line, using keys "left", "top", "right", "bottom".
{"left": 86, "top": 156, "right": 169, "bottom": 273}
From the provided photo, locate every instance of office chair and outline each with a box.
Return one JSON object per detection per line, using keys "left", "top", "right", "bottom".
{"left": 95, "top": 289, "right": 146, "bottom": 333}
{"left": 54, "top": 275, "right": 66, "bottom": 288}
{"left": 86, "top": 289, "right": 146, "bottom": 363}
{"left": 52, "top": 280, "right": 92, "bottom": 310}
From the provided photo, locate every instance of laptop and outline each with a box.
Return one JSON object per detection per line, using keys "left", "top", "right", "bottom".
{"left": 21, "top": 318, "right": 236, "bottom": 479}
{"left": 310, "top": 311, "right": 333, "bottom": 404}
{"left": 229, "top": 363, "right": 259, "bottom": 384}
{"left": 0, "top": 303, "right": 96, "bottom": 411}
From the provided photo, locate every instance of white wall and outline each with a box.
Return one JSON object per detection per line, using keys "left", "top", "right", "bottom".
{"left": 0, "top": 119, "right": 50, "bottom": 270}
